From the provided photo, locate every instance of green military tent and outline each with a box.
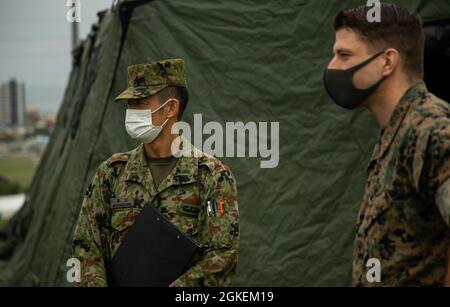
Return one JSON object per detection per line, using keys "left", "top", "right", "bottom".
{"left": 1, "top": 0, "right": 449, "bottom": 286}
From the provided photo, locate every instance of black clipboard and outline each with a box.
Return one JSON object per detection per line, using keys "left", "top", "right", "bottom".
{"left": 107, "top": 203, "right": 200, "bottom": 287}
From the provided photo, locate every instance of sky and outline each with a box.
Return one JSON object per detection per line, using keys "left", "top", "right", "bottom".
{"left": 0, "top": 0, "right": 114, "bottom": 114}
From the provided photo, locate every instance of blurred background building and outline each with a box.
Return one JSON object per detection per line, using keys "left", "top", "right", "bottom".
{"left": 0, "top": 79, "right": 26, "bottom": 129}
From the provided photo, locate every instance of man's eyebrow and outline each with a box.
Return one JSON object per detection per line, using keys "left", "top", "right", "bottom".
{"left": 334, "top": 48, "right": 353, "bottom": 55}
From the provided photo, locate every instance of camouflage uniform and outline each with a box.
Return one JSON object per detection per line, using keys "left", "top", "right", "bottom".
{"left": 72, "top": 59, "right": 239, "bottom": 287}
{"left": 353, "top": 81, "right": 450, "bottom": 286}
{"left": 113, "top": 58, "right": 187, "bottom": 101}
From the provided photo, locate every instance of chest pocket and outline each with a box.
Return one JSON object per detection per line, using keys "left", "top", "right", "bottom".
{"left": 157, "top": 183, "right": 202, "bottom": 236}
{"left": 163, "top": 203, "right": 201, "bottom": 237}
{"left": 110, "top": 197, "right": 142, "bottom": 232}
{"left": 357, "top": 190, "right": 392, "bottom": 235}
{"left": 179, "top": 204, "right": 201, "bottom": 218}
{"left": 110, "top": 208, "right": 142, "bottom": 232}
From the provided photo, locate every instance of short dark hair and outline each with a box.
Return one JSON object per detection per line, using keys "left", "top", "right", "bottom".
{"left": 333, "top": 3, "right": 424, "bottom": 78}
{"left": 156, "top": 86, "right": 189, "bottom": 119}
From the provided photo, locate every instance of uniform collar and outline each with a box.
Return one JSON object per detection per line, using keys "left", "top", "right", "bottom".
{"left": 369, "top": 80, "right": 428, "bottom": 165}
{"left": 123, "top": 137, "right": 201, "bottom": 196}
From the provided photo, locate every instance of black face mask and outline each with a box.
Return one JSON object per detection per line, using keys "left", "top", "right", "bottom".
{"left": 323, "top": 51, "right": 387, "bottom": 110}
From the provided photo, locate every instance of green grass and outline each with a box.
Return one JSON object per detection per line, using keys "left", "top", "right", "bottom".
{"left": 0, "top": 156, "right": 39, "bottom": 191}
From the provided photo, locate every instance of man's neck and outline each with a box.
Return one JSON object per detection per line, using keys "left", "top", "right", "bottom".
{"left": 144, "top": 132, "right": 179, "bottom": 158}
{"left": 365, "top": 77, "right": 418, "bottom": 128}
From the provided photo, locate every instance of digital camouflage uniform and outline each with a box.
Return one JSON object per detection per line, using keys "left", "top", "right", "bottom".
{"left": 72, "top": 59, "right": 239, "bottom": 287}
{"left": 353, "top": 81, "right": 450, "bottom": 286}
{"left": 113, "top": 58, "right": 187, "bottom": 101}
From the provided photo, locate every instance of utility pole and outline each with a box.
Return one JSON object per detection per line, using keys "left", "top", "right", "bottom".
{"left": 71, "top": 21, "right": 79, "bottom": 51}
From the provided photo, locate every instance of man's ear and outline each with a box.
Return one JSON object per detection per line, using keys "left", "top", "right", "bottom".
{"left": 165, "top": 98, "right": 180, "bottom": 119}
{"left": 382, "top": 48, "right": 400, "bottom": 76}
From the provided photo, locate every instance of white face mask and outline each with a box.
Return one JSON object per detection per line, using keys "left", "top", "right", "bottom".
{"left": 125, "top": 100, "right": 170, "bottom": 143}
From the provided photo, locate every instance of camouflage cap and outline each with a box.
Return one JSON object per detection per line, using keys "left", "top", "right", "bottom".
{"left": 114, "top": 58, "right": 187, "bottom": 101}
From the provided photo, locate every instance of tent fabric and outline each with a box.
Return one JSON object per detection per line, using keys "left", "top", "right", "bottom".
{"left": 1, "top": 0, "right": 449, "bottom": 286}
